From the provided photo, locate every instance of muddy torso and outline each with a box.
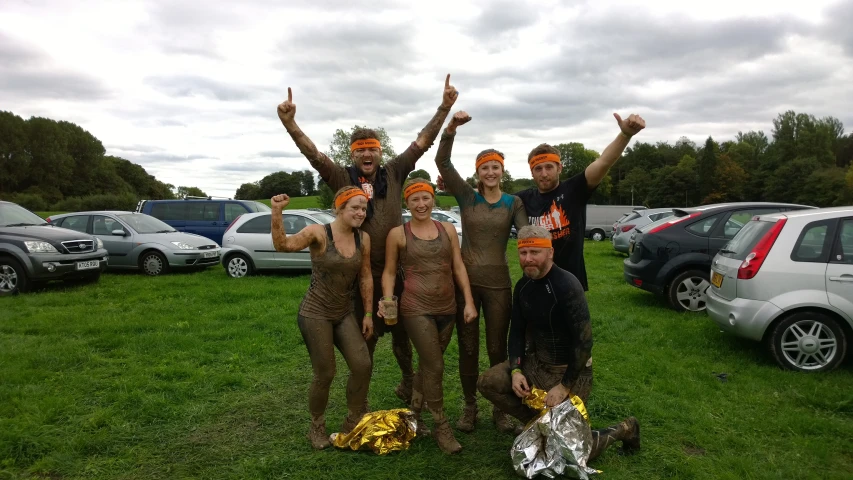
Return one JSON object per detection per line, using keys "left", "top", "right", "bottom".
{"left": 299, "top": 224, "right": 363, "bottom": 320}
{"left": 458, "top": 193, "right": 528, "bottom": 288}
{"left": 399, "top": 220, "right": 457, "bottom": 316}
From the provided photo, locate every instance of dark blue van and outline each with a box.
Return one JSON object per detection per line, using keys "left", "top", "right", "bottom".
{"left": 137, "top": 198, "right": 271, "bottom": 245}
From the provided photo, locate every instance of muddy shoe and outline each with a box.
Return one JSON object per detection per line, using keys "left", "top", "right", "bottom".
{"left": 413, "top": 411, "right": 431, "bottom": 437}
{"left": 456, "top": 404, "right": 478, "bottom": 433}
{"left": 308, "top": 418, "right": 331, "bottom": 450}
{"left": 341, "top": 413, "right": 363, "bottom": 435}
{"left": 493, "top": 408, "right": 514, "bottom": 434}
{"left": 620, "top": 417, "right": 641, "bottom": 455}
{"left": 433, "top": 418, "right": 463, "bottom": 454}
{"left": 395, "top": 377, "right": 413, "bottom": 405}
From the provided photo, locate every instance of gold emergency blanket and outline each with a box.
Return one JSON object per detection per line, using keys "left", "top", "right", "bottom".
{"left": 511, "top": 388, "right": 599, "bottom": 479}
{"left": 329, "top": 408, "right": 417, "bottom": 455}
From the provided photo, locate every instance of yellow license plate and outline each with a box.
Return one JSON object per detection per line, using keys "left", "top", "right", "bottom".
{"left": 629, "top": 243, "right": 634, "bottom": 254}
{"left": 711, "top": 271, "right": 723, "bottom": 288}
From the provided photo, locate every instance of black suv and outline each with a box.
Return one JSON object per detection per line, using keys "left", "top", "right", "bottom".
{"left": 0, "top": 201, "right": 108, "bottom": 295}
{"left": 623, "top": 202, "right": 815, "bottom": 312}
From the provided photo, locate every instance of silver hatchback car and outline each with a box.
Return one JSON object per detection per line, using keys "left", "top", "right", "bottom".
{"left": 220, "top": 209, "right": 335, "bottom": 278}
{"left": 47, "top": 211, "right": 221, "bottom": 275}
{"left": 707, "top": 206, "right": 853, "bottom": 372}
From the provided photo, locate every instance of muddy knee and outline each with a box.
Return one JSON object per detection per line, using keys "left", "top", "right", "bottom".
{"left": 313, "top": 365, "right": 336, "bottom": 388}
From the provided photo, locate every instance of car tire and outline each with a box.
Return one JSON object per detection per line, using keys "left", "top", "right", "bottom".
{"left": 590, "top": 229, "right": 605, "bottom": 242}
{"left": 768, "top": 311, "right": 848, "bottom": 372}
{"left": 0, "top": 257, "right": 28, "bottom": 296}
{"left": 140, "top": 251, "right": 169, "bottom": 276}
{"left": 225, "top": 254, "right": 253, "bottom": 278}
{"left": 667, "top": 269, "right": 710, "bottom": 312}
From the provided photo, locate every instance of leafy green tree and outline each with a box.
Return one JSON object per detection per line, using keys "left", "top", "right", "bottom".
{"left": 408, "top": 169, "right": 431, "bottom": 181}
{"left": 235, "top": 182, "right": 261, "bottom": 200}
{"left": 325, "top": 125, "right": 397, "bottom": 167}
{"left": 317, "top": 181, "right": 334, "bottom": 209}
{"left": 176, "top": 186, "right": 208, "bottom": 199}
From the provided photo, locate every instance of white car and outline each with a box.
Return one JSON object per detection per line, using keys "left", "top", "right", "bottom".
{"left": 707, "top": 206, "right": 853, "bottom": 372}
{"left": 401, "top": 210, "right": 463, "bottom": 240}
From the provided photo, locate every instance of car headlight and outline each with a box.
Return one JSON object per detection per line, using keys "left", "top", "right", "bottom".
{"left": 24, "top": 241, "right": 59, "bottom": 253}
{"left": 96, "top": 238, "right": 104, "bottom": 249}
{"left": 171, "top": 241, "right": 195, "bottom": 250}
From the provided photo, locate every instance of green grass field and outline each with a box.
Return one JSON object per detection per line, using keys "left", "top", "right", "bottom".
{"left": 2, "top": 241, "right": 851, "bottom": 479}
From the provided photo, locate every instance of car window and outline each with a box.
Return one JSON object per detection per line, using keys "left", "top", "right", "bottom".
{"left": 252, "top": 202, "right": 272, "bottom": 212}
{"left": 720, "top": 208, "right": 782, "bottom": 239}
{"left": 283, "top": 214, "right": 312, "bottom": 234}
{"left": 237, "top": 215, "right": 272, "bottom": 234}
{"left": 650, "top": 212, "right": 673, "bottom": 222}
{"left": 59, "top": 215, "right": 90, "bottom": 233}
{"left": 150, "top": 202, "right": 187, "bottom": 221}
{"left": 225, "top": 203, "right": 248, "bottom": 223}
{"left": 431, "top": 212, "right": 447, "bottom": 222}
{"left": 791, "top": 220, "right": 833, "bottom": 263}
{"left": 831, "top": 219, "right": 853, "bottom": 264}
{"left": 186, "top": 202, "right": 221, "bottom": 222}
{"left": 686, "top": 213, "right": 723, "bottom": 236}
{"left": 116, "top": 214, "right": 175, "bottom": 234}
{"left": 92, "top": 215, "right": 121, "bottom": 235}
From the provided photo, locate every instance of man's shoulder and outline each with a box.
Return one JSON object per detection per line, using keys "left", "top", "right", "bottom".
{"left": 547, "top": 265, "right": 582, "bottom": 289}
{"left": 515, "top": 187, "right": 536, "bottom": 201}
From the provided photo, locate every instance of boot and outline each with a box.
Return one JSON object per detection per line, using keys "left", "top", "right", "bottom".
{"left": 590, "top": 417, "right": 640, "bottom": 461}
{"left": 410, "top": 388, "right": 431, "bottom": 437}
{"left": 395, "top": 374, "right": 414, "bottom": 405}
{"left": 620, "top": 417, "right": 641, "bottom": 455}
{"left": 492, "top": 406, "right": 514, "bottom": 434}
{"left": 432, "top": 411, "right": 462, "bottom": 454}
{"left": 308, "top": 416, "right": 331, "bottom": 450}
{"left": 341, "top": 411, "right": 364, "bottom": 435}
{"left": 456, "top": 403, "right": 478, "bottom": 433}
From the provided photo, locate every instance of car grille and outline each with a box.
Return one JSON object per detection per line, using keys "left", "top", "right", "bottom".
{"left": 62, "top": 239, "right": 95, "bottom": 254}
{"left": 197, "top": 245, "right": 217, "bottom": 250}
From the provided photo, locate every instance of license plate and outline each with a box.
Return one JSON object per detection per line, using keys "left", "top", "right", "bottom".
{"left": 76, "top": 260, "right": 99, "bottom": 270}
{"left": 629, "top": 242, "right": 634, "bottom": 254}
{"left": 711, "top": 271, "right": 723, "bottom": 288}
{"left": 202, "top": 251, "right": 218, "bottom": 258}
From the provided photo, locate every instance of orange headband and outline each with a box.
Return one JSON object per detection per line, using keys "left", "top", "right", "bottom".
{"left": 403, "top": 182, "right": 435, "bottom": 200}
{"left": 335, "top": 188, "right": 368, "bottom": 208}
{"left": 517, "top": 237, "right": 553, "bottom": 249}
{"left": 350, "top": 138, "right": 382, "bottom": 152}
{"left": 528, "top": 153, "right": 561, "bottom": 169}
{"left": 475, "top": 152, "right": 504, "bottom": 170}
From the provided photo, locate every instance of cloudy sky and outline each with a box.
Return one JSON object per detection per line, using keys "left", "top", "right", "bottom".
{"left": 2, "top": 0, "right": 852, "bottom": 197}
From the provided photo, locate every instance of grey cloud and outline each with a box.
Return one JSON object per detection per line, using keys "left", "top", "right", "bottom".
{"left": 256, "top": 151, "right": 302, "bottom": 158}
{"left": 144, "top": 75, "right": 270, "bottom": 102}
{"left": 823, "top": 1, "right": 853, "bottom": 56}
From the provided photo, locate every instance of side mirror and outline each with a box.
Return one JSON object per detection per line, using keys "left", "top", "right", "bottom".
{"left": 112, "top": 229, "right": 127, "bottom": 236}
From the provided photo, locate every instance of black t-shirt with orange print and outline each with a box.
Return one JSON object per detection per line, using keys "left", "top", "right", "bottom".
{"left": 516, "top": 172, "right": 596, "bottom": 291}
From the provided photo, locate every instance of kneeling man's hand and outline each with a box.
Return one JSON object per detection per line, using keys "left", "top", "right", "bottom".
{"left": 544, "top": 383, "right": 570, "bottom": 408}
{"left": 512, "top": 371, "right": 530, "bottom": 398}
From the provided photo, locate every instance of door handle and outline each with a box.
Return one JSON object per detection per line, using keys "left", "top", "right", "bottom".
{"left": 829, "top": 275, "right": 853, "bottom": 282}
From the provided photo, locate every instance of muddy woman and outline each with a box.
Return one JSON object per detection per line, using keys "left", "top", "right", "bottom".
{"left": 378, "top": 179, "right": 478, "bottom": 454}
{"left": 434, "top": 111, "right": 528, "bottom": 433}
{"left": 276, "top": 75, "right": 460, "bottom": 406}
{"left": 270, "top": 187, "right": 374, "bottom": 450}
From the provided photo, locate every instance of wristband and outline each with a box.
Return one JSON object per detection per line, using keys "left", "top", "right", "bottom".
{"left": 364, "top": 313, "right": 372, "bottom": 317}
{"left": 511, "top": 368, "right": 522, "bottom": 375}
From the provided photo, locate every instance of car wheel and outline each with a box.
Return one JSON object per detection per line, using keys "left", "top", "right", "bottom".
{"left": 225, "top": 254, "right": 253, "bottom": 278}
{"left": 668, "top": 269, "right": 710, "bottom": 312}
{"left": 0, "top": 257, "right": 28, "bottom": 296}
{"left": 140, "top": 251, "right": 169, "bottom": 276}
{"left": 769, "top": 311, "right": 847, "bottom": 372}
{"left": 590, "top": 229, "right": 605, "bottom": 242}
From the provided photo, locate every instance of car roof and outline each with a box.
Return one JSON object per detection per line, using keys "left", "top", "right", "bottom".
{"left": 674, "top": 202, "right": 815, "bottom": 215}
{"left": 49, "top": 211, "right": 136, "bottom": 218}
{"left": 759, "top": 206, "right": 853, "bottom": 221}
{"left": 237, "top": 209, "right": 325, "bottom": 218}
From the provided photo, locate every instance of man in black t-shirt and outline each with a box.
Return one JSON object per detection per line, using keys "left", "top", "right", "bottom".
{"left": 515, "top": 112, "right": 646, "bottom": 291}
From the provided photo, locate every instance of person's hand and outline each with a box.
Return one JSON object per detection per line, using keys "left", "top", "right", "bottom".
{"left": 436, "top": 175, "right": 446, "bottom": 191}
{"left": 512, "top": 371, "right": 531, "bottom": 398}
{"left": 362, "top": 316, "right": 374, "bottom": 340}
{"left": 613, "top": 113, "right": 645, "bottom": 137}
{"left": 377, "top": 300, "right": 386, "bottom": 318}
{"left": 446, "top": 110, "right": 471, "bottom": 134}
{"left": 277, "top": 87, "right": 296, "bottom": 124}
{"left": 463, "top": 303, "right": 478, "bottom": 324}
{"left": 441, "top": 74, "right": 459, "bottom": 108}
{"left": 270, "top": 194, "right": 290, "bottom": 209}
{"left": 544, "top": 383, "right": 571, "bottom": 408}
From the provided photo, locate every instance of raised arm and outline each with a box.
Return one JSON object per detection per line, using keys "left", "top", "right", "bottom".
{"left": 434, "top": 111, "right": 476, "bottom": 203}
{"left": 445, "top": 222, "right": 477, "bottom": 323}
{"left": 277, "top": 87, "right": 338, "bottom": 180}
{"left": 584, "top": 113, "right": 646, "bottom": 188}
{"left": 359, "top": 232, "right": 374, "bottom": 339}
{"left": 270, "top": 194, "right": 323, "bottom": 252}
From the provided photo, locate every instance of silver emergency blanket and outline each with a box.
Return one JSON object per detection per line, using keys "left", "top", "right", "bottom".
{"left": 510, "top": 390, "right": 600, "bottom": 479}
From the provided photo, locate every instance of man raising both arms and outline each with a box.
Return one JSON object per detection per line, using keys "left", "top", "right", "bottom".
{"left": 276, "top": 75, "right": 460, "bottom": 406}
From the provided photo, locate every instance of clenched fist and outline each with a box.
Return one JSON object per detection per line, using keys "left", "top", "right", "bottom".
{"left": 271, "top": 194, "right": 290, "bottom": 209}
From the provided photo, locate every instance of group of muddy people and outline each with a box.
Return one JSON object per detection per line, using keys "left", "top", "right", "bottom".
{"left": 270, "top": 74, "right": 646, "bottom": 463}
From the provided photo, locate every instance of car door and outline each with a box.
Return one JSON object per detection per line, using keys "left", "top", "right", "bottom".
{"left": 235, "top": 215, "right": 277, "bottom": 269}
{"left": 277, "top": 214, "right": 315, "bottom": 268}
{"left": 184, "top": 201, "right": 223, "bottom": 244}
{"left": 91, "top": 215, "right": 135, "bottom": 266}
{"left": 708, "top": 208, "right": 785, "bottom": 256}
{"left": 826, "top": 218, "right": 853, "bottom": 315}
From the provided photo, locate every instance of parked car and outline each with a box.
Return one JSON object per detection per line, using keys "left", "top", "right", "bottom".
{"left": 611, "top": 208, "right": 675, "bottom": 253}
{"left": 136, "top": 197, "right": 271, "bottom": 246}
{"left": 220, "top": 209, "right": 335, "bottom": 278}
{"left": 402, "top": 210, "right": 464, "bottom": 240}
{"left": 707, "top": 206, "right": 853, "bottom": 372}
{"left": 47, "top": 211, "right": 220, "bottom": 276}
{"left": 587, "top": 205, "right": 638, "bottom": 241}
{"left": 0, "top": 201, "right": 108, "bottom": 295}
{"left": 623, "top": 202, "right": 815, "bottom": 312}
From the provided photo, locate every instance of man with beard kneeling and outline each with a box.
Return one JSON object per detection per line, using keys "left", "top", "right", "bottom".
{"left": 477, "top": 225, "right": 640, "bottom": 461}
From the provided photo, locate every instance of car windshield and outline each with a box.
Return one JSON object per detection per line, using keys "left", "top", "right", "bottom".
{"left": 0, "top": 203, "right": 48, "bottom": 227}
{"left": 313, "top": 212, "right": 335, "bottom": 224}
{"left": 719, "top": 219, "right": 776, "bottom": 260}
{"left": 117, "top": 213, "right": 176, "bottom": 233}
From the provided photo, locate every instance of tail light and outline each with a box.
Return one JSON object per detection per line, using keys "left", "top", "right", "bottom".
{"left": 737, "top": 218, "right": 786, "bottom": 279}
{"left": 224, "top": 215, "right": 242, "bottom": 234}
{"left": 45, "top": 217, "right": 52, "bottom": 223}
{"left": 647, "top": 212, "right": 701, "bottom": 234}
{"left": 620, "top": 224, "right": 635, "bottom": 232}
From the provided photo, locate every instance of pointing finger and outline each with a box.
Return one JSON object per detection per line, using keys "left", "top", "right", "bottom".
{"left": 445, "top": 73, "right": 450, "bottom": 88}
{"left": 287, "top": 87, "right": 292, "bottom": 103}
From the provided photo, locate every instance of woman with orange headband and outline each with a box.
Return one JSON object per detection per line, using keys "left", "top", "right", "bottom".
{"left": 270, "top": 186, "right": 373, "bottom": 450}
{"left": 433, "top": 111, "right": 529, "bottom": 434}
{"left": 379, "top": 178, "right": 478, "bottom": 454}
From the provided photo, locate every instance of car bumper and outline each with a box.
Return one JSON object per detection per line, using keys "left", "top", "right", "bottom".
{"left": 166, "top": 248, "right": 221, "bottom": 267}
{"left": 612, "top": 234, "right": 630, "bottom": 252}
{"left": 623, "top": 258, "right": 664, "bottom": 295}
{"left": 706, "top": 288, "right": 781, "bottom": 341}
{"left": 26, "top": 249, "right": 109, "bottom": 280}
